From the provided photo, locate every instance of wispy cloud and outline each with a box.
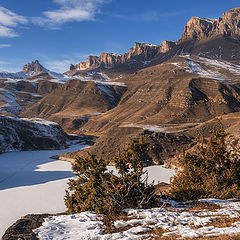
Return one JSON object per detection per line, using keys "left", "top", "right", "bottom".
{"left": 34, "top": 0, "right": 111, "bottom": 28}
{"left": 44, "top": 59, "right": 74, "bottom": 72}
{"left": 108, "top": 10, "right": 187, "bottom": 22}
{"left": 0, "top": 6, "right": 28, "bottom": 37}
{"left": 0, "top": 60, "right": 19, "bottom": 72}
{"left": 0, "top": 43, "right": 11, "bottom": 48}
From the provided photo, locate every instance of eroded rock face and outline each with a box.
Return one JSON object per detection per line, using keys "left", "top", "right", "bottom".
{"left": 0, "top": 116, "right": 68, "bottom": 153}
{"left": 68, "top": 42, "right": 161, "bottom": 72}
{"left": 159, "top": 40, "right": 177, "bottom": 53}
{"left": 181, "top": 8, "right": 240, "bottom": 41}
{"left": 21, "top": 60, "right": 47, "bottom": 76}
{"left": 181, "top": 17, "right": 216, "bottom": 41}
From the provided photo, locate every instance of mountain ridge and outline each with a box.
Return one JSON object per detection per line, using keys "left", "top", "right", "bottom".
{"left": 67, "top": 8, "right": 240, "bottom": 74}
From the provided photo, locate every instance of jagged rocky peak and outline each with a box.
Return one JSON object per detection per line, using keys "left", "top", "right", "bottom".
{"left": 21, "top": 60, "right": 46, "bottom": 76}
{"left": 181, "top": 17, "right": 216, "bottom": 41}
{"left": 213, "top": 8, "right": 240, "bottom": 37}
{"left": 181, "top": 8, "right": 240, "bottom": 41}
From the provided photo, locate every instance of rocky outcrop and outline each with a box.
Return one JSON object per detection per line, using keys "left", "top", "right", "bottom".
{"left": 2, "top": 214, "right": 52, "bottom": 240}
{"left": 0, "top": 116, "right": 68, "bottom": 152}
{"left": 21, "top": 60, "right": 47, "bottom": 76}
{"left": 180, "top": 17, "right": 216, "bottom": 41}
{"left": 180, "top": 8, "right": 240, "bottom": 41}
{"left": 0, "top": 60, "right": 63, "bottom": 80}
{"left": 159, "top": 40, "right": 176, "bottom": 53}
{"left": 211, "top": 8, "right": 240, "bottom": 38}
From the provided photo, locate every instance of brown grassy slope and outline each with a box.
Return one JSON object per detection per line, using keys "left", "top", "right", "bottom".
{"left": 20, "top": 79, "right": 126, "bottom": 131}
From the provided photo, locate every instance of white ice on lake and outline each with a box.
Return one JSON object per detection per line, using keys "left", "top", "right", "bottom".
{"left": 0, "top": 144, "right": 87, "bottom": 238}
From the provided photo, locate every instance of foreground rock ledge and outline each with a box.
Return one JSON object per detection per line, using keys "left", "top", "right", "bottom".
{"left": 2, "top": 214, "right": 52, "bottom": 240}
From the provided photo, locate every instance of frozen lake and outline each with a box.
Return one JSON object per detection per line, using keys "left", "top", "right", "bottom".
{"left": 0, "top": 144, "right": 86, "bottom": 238}
{"left": 0, "top": 145, "right": 175, "bottom": 238}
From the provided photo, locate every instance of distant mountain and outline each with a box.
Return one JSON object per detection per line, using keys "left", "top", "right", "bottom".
{"left": 180, "top": 8, "right": 240, "bottom": 41}
{"left": 0, "top": 60, "right": 64, "bottom": 80}
{"left": 54, "top": 7, "right": 240, "bottom": 163}
{"left": 21, "top": 60, "right": 47, "bottom": 76}
{"left": 21, "top": 60, "right": 65, "bottom": 79}
{"left": 3, "top": 7, "right": 240, "bottom": 165}
{"left": 20, "top": 79, "right": 126, "bottom": 131}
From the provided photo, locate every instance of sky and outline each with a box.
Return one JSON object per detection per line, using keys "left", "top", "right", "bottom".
{"left": 0, "top": 0, "right": 238, "bottom": 73}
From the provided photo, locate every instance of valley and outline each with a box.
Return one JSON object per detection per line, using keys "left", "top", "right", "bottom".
{"left": 1, "top": 6, "right": 240, "bottom": 240}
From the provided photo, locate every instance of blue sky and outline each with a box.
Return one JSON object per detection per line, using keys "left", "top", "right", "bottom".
{"left": 0, "top": 0, "right": 238, "bottom": 73}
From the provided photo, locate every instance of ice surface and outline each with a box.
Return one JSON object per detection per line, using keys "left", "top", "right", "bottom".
{"left": 0, "top": 144, "right": 87, "bottom": 238}
{"left": 107, "top": 165, "right": 175, "bottom": 184}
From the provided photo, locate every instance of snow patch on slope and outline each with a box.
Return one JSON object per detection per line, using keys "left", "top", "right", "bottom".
{"left": 0, "top": 88, "right": 22, "bottom": 115}
{"left": 183, "top": 55, "right": 240, "bottom": 83}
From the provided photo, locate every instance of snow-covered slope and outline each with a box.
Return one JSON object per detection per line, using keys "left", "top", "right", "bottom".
{"left": 34, "top": 199, "right": 240, "bottom": 239}
{"left": 0, "top": 71, "right": 28, "bottom": 79}
{"left": 0, "top": 88, "right": 23, "bottom": 115}
{"left": 0, "top": 116, "right": 68, "bottom": 152}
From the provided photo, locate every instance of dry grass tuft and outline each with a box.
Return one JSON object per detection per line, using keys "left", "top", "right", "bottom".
{"left": 188, "top": 201, "right": 220, "bottom": 212}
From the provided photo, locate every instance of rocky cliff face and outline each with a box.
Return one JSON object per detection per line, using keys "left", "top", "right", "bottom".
{"left": 159, "top": 40, "right": 176, "bottom": 53}
{"left": 0, "top": 116, "right": 68, "bottom": 152}
{"left": 68, "top": 42, "right": 161, "bottom": 73}
{"left": 180, "top": 17, "right": 216, "bottom": 41}
{"left": 180, "top": 8, "right": 240, "bottom": 41}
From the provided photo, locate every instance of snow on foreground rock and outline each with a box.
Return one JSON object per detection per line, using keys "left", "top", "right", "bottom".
{"left": 34, "top": 199, "right": 240, "bottom": 239}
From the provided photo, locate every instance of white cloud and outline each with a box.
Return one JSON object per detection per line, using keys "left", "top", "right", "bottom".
{"left": 0, "top": 60, "right": 19, "bottom": 72}
{"left": 0, "top": 7, "right": 27, "bottom": 26}
{"left": 0, "top": 43, "right": 11, "bottom": 48}
{"left": 0, "top": 7, "right": 28, "bottom": 37}
{"left": 44, "top": 59, "right": 74, "bottom": 73}
{"left": 0, "top": 25, "right": 18, "bottom": 37}
{"left": 35, "top": 0, "right": 110, "bottom": 28}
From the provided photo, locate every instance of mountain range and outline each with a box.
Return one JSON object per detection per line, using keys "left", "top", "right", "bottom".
{"left": 0, "top": 8, "right": 240, "bottom": 164}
